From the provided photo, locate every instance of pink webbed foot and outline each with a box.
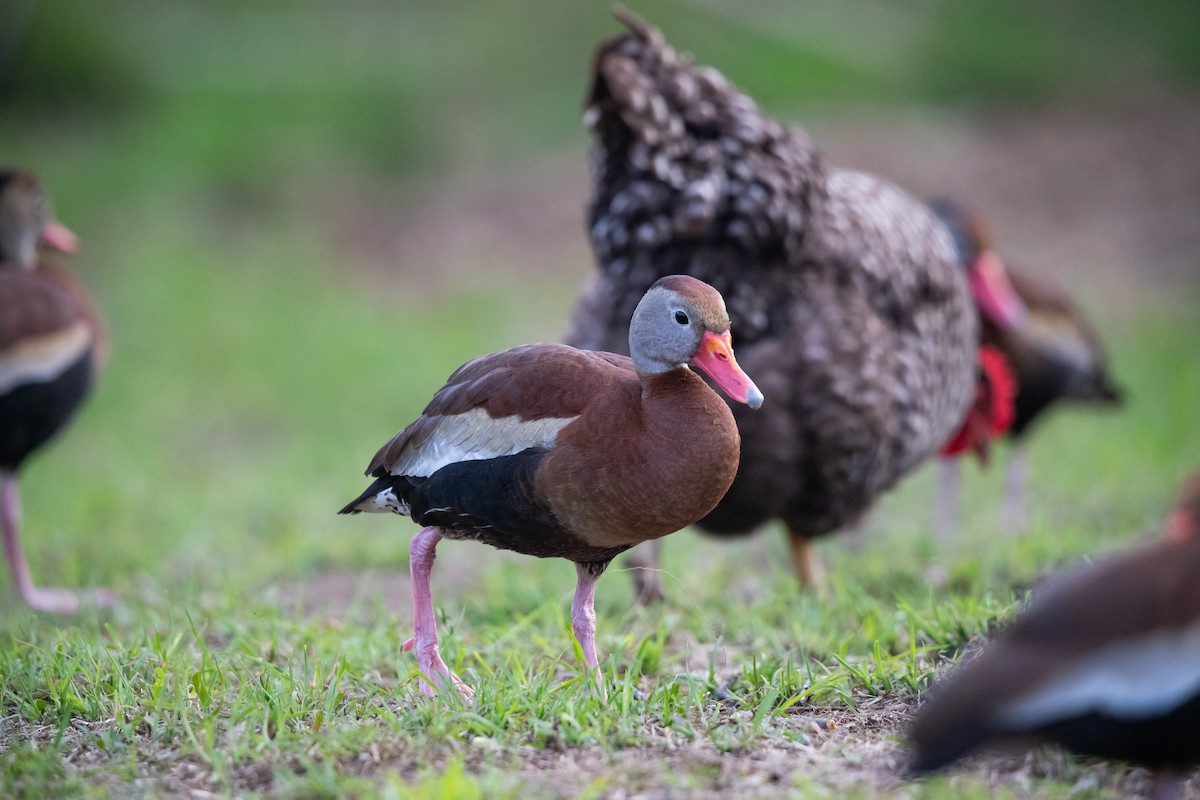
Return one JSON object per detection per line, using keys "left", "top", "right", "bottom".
{"left": 3, "top": 474, "right": 120, "bottom": 614}
{"left": 22, "top": 586, "right": 120, "bottom": 614}
{"left": 402, "top": 636, "right": 474, "bottom": 701}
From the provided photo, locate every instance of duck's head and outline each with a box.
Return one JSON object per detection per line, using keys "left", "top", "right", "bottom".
{"left": 0, "top": 169, "right": 77, "bottom": 269}
{"left": 629, "top": 274, "right": 764, "bottom": 409}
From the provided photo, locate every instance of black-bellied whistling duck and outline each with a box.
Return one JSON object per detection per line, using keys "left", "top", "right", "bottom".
{"left": 566, "top": 11, "right": 1000, "bottom": 598}
{"left": 340, "top": 275, "right": 762, "bottom": 699}
{"left": 932, "top": 200, "right": 1122, "bottom": 532}
{"left": 910, "top": 470, "right": 1200, "bottom": 799}
{"left": 0, "top": 169, "right": 115, "bottom": 613}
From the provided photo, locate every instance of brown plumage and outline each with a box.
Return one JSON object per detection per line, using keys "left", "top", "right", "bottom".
{"left": 0, "top": 169, "right": 115, "bottom": 613}
{"left": 932, "top": 200, "right": 1122, "bottom": 531}
{"left": 566, "top": 11, "right": 978, "bottom": 594}
{"left": 910, "top": 471, "right": 1200, "bottom": 800}
{"left": 341, "top": 275, "right": 762, "bottom": 699}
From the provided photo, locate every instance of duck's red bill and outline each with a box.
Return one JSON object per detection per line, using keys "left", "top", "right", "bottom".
{"left": 42, "top": 220, "right": 78, "bottom": 254}
{"left": 692, "top": 331, "right": 764, "bottom": 409}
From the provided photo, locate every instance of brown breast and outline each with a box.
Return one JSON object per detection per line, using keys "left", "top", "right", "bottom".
{"left": 535, "top": 367, "right": 740, "bottom": 549}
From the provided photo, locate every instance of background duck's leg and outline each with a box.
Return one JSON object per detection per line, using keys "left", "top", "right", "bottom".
{"left": 405, "top": 526, "right": 473, "bottom": 701}
{"left": 572, "top": 560, "right": 609, "bottom": 697}
{"left": 2, "top": 473, "right": 117, "bottom": 614}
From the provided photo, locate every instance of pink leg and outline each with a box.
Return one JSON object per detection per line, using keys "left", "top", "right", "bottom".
{"left": 572, "top": 562, "right": 607, "bottom": 698}
{"left": 2, "top": 472, "right": 118, "bottom": 614}
{"left": 405, "top": 527, "right": 472, "bottom": 701}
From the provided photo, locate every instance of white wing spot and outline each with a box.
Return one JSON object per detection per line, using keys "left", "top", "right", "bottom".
{"left": 0, "top": 322, "right": 91, "bottom": 395}
{"left": 998, "top": 620, "right": 1200, "bottom": 728}
{"left": 391, "top": 408, "right": 576, "bottom": 478}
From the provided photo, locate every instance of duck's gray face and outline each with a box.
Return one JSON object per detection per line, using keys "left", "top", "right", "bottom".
{"left": 629, "top": 276, "right": 764, "bottom": 409}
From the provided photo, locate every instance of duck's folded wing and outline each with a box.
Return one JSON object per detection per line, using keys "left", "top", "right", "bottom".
{"left": 0, "top": 270, "right": 93, "bottom": 395}
{"left": 367, "top": 344, "right": 635, "bottom": 478}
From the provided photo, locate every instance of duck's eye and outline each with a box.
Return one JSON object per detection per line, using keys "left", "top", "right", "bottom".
{"left": 674, "top": 310, "right": 689, "bottom": 325}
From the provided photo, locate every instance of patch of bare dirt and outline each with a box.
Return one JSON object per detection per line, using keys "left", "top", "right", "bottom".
{"left": 12, "top": 664, "right": 1194, "bottom": 798}
{"left": 263, "top": 569, "right": 413, "bottom": 624}
{"left": 322, "top": 149, "right": 593, "bottom": 300}
{"left": 342, "top": 691, "right": 1191, "bottom": 799}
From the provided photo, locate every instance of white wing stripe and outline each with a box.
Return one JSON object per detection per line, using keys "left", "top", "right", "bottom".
{"left": 0, "top": 322, "right": 91, "bottom": 395}
{"left": 391, "top": 408, "right": 575, "bottom": 478}
{"left": 998, "top": 621, "right": 1200, "bottom": 728}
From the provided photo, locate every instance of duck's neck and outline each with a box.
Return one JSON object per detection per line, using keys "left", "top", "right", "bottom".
{"left": 639, "top": 368, "right": 737, "bottom": 441}
{"left": 640, "top": 366, "right": 698, "bottom": 402}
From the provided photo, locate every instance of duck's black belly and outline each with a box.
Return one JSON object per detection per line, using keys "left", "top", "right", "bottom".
{"left": 404, "top": 449, "right": 632, "bottom": 565}
{"left": 0, "top": 350, "right": 93, "bottom": 471}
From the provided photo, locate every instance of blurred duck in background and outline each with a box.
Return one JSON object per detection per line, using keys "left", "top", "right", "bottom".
{"left": 910, "top": 469, "right": 1200, "bottom": 800}
{"left": 0, "top": 169, "right": 116, "bottom": 613}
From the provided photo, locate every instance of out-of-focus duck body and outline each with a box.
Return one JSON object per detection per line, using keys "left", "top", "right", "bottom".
{"left": 911, "top": 471, "right": 1200, "bottom": 800}
{"left": 0, "top": 168, "right": 114, "bottom": 613}
{"left": 0, "top": 263, "right": 99, "bottom": 469}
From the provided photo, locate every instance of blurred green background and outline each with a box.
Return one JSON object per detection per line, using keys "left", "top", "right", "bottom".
{"left": 0, "top": 0, "right": 1197, "bottom": 598}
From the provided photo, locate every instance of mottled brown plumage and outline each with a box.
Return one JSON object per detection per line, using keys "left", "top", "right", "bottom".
{"left": 566, "top": 12, "right": 977, "bottom": 592}
{"left": 342, "top": 275, "right": 761, "bottom": 698}
{"left": 0, "top": 168, "right": 114, "bottom": 613}
{"left": 911, "top": 471, "right": 1200, "bottom": 800}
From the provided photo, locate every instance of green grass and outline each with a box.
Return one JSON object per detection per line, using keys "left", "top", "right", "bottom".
{"left": 1, "top": 2, "right": 1198, "bottom": 797}
{"left": 0, "top": 270, "right": 1194, "bottom": 796}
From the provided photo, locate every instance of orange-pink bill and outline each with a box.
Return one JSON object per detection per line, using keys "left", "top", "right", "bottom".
{"left": 41, "top": 220, "right": 78, "bottom": 254}
{"left": 691, "top": 330, "right": 764, "bottom": 409}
